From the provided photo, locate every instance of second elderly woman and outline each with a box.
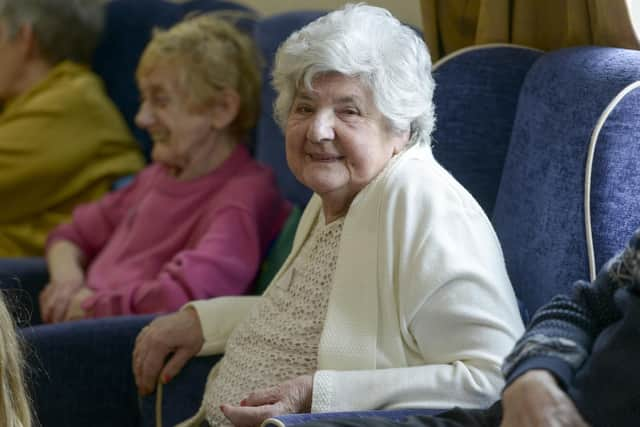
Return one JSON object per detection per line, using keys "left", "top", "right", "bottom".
{"left": 131, "top": 4, "right": 524, "bottom": 426}
{"left": 37, "top": 15, "right": 291, "bottom": 322}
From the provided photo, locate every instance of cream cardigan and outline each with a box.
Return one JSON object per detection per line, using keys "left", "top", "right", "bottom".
{"left": 179, "top": 144, "right": 524, "bottom": 425}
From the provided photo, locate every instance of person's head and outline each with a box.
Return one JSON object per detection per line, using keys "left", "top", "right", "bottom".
{"left": 135, "top": 14, "right": 261, "bottom": 176}
{"left": 0, "top": 292, "right": 31, "bottom": 427}
{"left": 272, "top": 4, "right": 435, "bottom": 216}
{"left": 0, "top": 0, "right": 104, "bottom": 100}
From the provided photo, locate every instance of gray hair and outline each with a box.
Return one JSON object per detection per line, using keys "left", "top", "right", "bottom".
{"left": 272, "top": 3, "right": 435, "bottom": 147}
{"left": 0, "top": 0, "right": 105, "bottom": 65}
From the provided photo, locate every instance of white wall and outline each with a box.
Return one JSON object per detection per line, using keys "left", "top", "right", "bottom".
{"left": 234, "top": 0, "right": 423, "bottom": 30}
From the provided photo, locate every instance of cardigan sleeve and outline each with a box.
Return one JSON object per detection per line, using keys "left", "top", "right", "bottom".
{"left": 186, "top": 295, "right": 261, "bottom": 355}
{"left": 81, "top": 207, "right": 264, "bottom": 317}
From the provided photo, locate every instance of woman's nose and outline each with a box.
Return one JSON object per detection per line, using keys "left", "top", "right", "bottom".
{"left": 134, "top": 102, "right": 153, "bottom": 129}
{"left": 307, "top": 110, "right": 335, "bottom": 143}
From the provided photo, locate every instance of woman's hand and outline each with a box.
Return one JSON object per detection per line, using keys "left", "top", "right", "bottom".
{"left": 41, "top": 240, "right": 87, "bottom": 323}
{"left": 501, "top": 370, "right": 590, "bottom": 427}
{"left": 221, "top": 374, "right": 313, "bottom": 427}
{"left": 63, "top": 287, "right": 95, "bottom": 321}
{"left": 39, "top": 275, "right": 85, "bottom": 323}
{"left": 132, "top": 307, "right": 204, "bottom": 395}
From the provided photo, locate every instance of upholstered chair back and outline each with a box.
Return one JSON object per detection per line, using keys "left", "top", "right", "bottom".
{"left": 432, "top": 45, "right": 543, "bottom": 215}
{"left": 493, "top": 47, "right": 640, "bottom": 316}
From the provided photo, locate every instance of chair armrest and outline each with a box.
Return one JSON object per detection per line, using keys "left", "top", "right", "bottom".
{"left": 263, "top": 408, "right": 445, "bottom": 426}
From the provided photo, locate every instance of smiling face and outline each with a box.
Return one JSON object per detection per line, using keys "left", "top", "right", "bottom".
{"left": 285, "top": 73, "right": 408, "bottom": 219}
{"left": 135, "top": 61, "right": 219, "bottom": 173}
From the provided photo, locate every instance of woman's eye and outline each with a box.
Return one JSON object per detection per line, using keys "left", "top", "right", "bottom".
{"left": 294, "top": 104, "right": 313, "bottom": 114}
{"left": 341, "top": 108, "right": 360, "bottom": 117}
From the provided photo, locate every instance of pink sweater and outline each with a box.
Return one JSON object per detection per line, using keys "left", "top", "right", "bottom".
{"left": 47, "top": 146, "right": 291, "bottom": 317}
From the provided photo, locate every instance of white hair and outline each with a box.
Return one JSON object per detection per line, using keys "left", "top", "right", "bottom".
{"left": 0, "top": 0, "right": 105, "bottom": 65}
{"left": 272, "top": 3, "right": 435, "bottom": 146}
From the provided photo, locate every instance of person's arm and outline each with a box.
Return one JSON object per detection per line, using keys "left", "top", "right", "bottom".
{"left": 133, "top": 295, "right": 260, "bottom": 396}
{"left": 497, "top": 288, "right": 600, "bottom": 427}
{"left": 40, "top": 239, "right": 88, "bottom": 323}
{"left": 499, "top": 228, "right": 640, "bottom": 427}
{"left": 81, "top": 207, "right": 264, "bottom": 317}
{"left": 503, "top": 264, "right": 623, "bottom": 388}
{"left": 45, "top": 178, "right": 138, "bottom": 261}
{"left": 40, "top": 181, "right": 140, "bottom": 322}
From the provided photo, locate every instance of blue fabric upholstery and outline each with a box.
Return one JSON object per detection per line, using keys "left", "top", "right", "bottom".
{"left": 432, "top": 45, "right": 542, "bottom": 215}
{"left": 92, "top": 0, "right": 257, "bottom": 160}
{"left": 22, "top": 315, "right": 154, "bottom": 427}
{"left": 252, "top": 11, "right": 326, "bottom": 208}
{"left": 0, "top": 257, "right": 48, "bottom": 325}
{"left": 493, "top": 46, "right": 640, "bottom": 317}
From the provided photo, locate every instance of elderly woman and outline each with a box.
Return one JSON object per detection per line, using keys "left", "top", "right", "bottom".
{"left": 132, "top": 4, "right": 524, "bottom": 427}
{"left": 38, "top": 15, "right": 291, "bottom": 322}
{"left": 0, "top": 0, "right": 143, "bottom": 256}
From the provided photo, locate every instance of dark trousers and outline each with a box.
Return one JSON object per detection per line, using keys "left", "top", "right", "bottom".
{"left": 295, "top": 402, "right": 502, "bottom": 427}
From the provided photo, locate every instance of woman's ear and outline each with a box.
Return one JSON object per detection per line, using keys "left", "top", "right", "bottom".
{"left": 210, "top": 88, "right": 241, "bottom": 130}
{"left": 392, "top": 130, "right": 410, "bottom": 154}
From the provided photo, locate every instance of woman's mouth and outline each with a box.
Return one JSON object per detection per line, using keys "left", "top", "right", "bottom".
{"left": 307, "top": 153, "right": 343, "bottom": 162}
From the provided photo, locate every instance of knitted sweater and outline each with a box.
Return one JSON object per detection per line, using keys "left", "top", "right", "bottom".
{"left": 47, "top": 145, "right": 291, "bottom": 317}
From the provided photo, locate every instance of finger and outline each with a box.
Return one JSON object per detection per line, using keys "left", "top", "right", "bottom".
{"left": 242, "top": 385, "right": 282, "bottom": 407}
{"left": 160, "top": 347, "right": 194, "bottom": 385}
{"left": 50, "top": 290, "right": 75, "bottom": 323}
{"left": 138, "top": 343, "right": 170, "bottom": 395}
{"left": 132, "top": 326, "right": 153, "bottom": 390}
{"left": 51, "top": 295, "right": 72, "bottom": 323}
{"left": 39, "top": 287, "right": 52, "bottom": 322}
{"left": 221, "top": 402, "right": 283, "bottom": 427}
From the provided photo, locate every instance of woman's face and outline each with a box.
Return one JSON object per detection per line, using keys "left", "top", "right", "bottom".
{"left": 135, "top": 62, "right": 217, "bottom": 173}
{"left": 285, "top": 73, "right": 407, "bottom": 210}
